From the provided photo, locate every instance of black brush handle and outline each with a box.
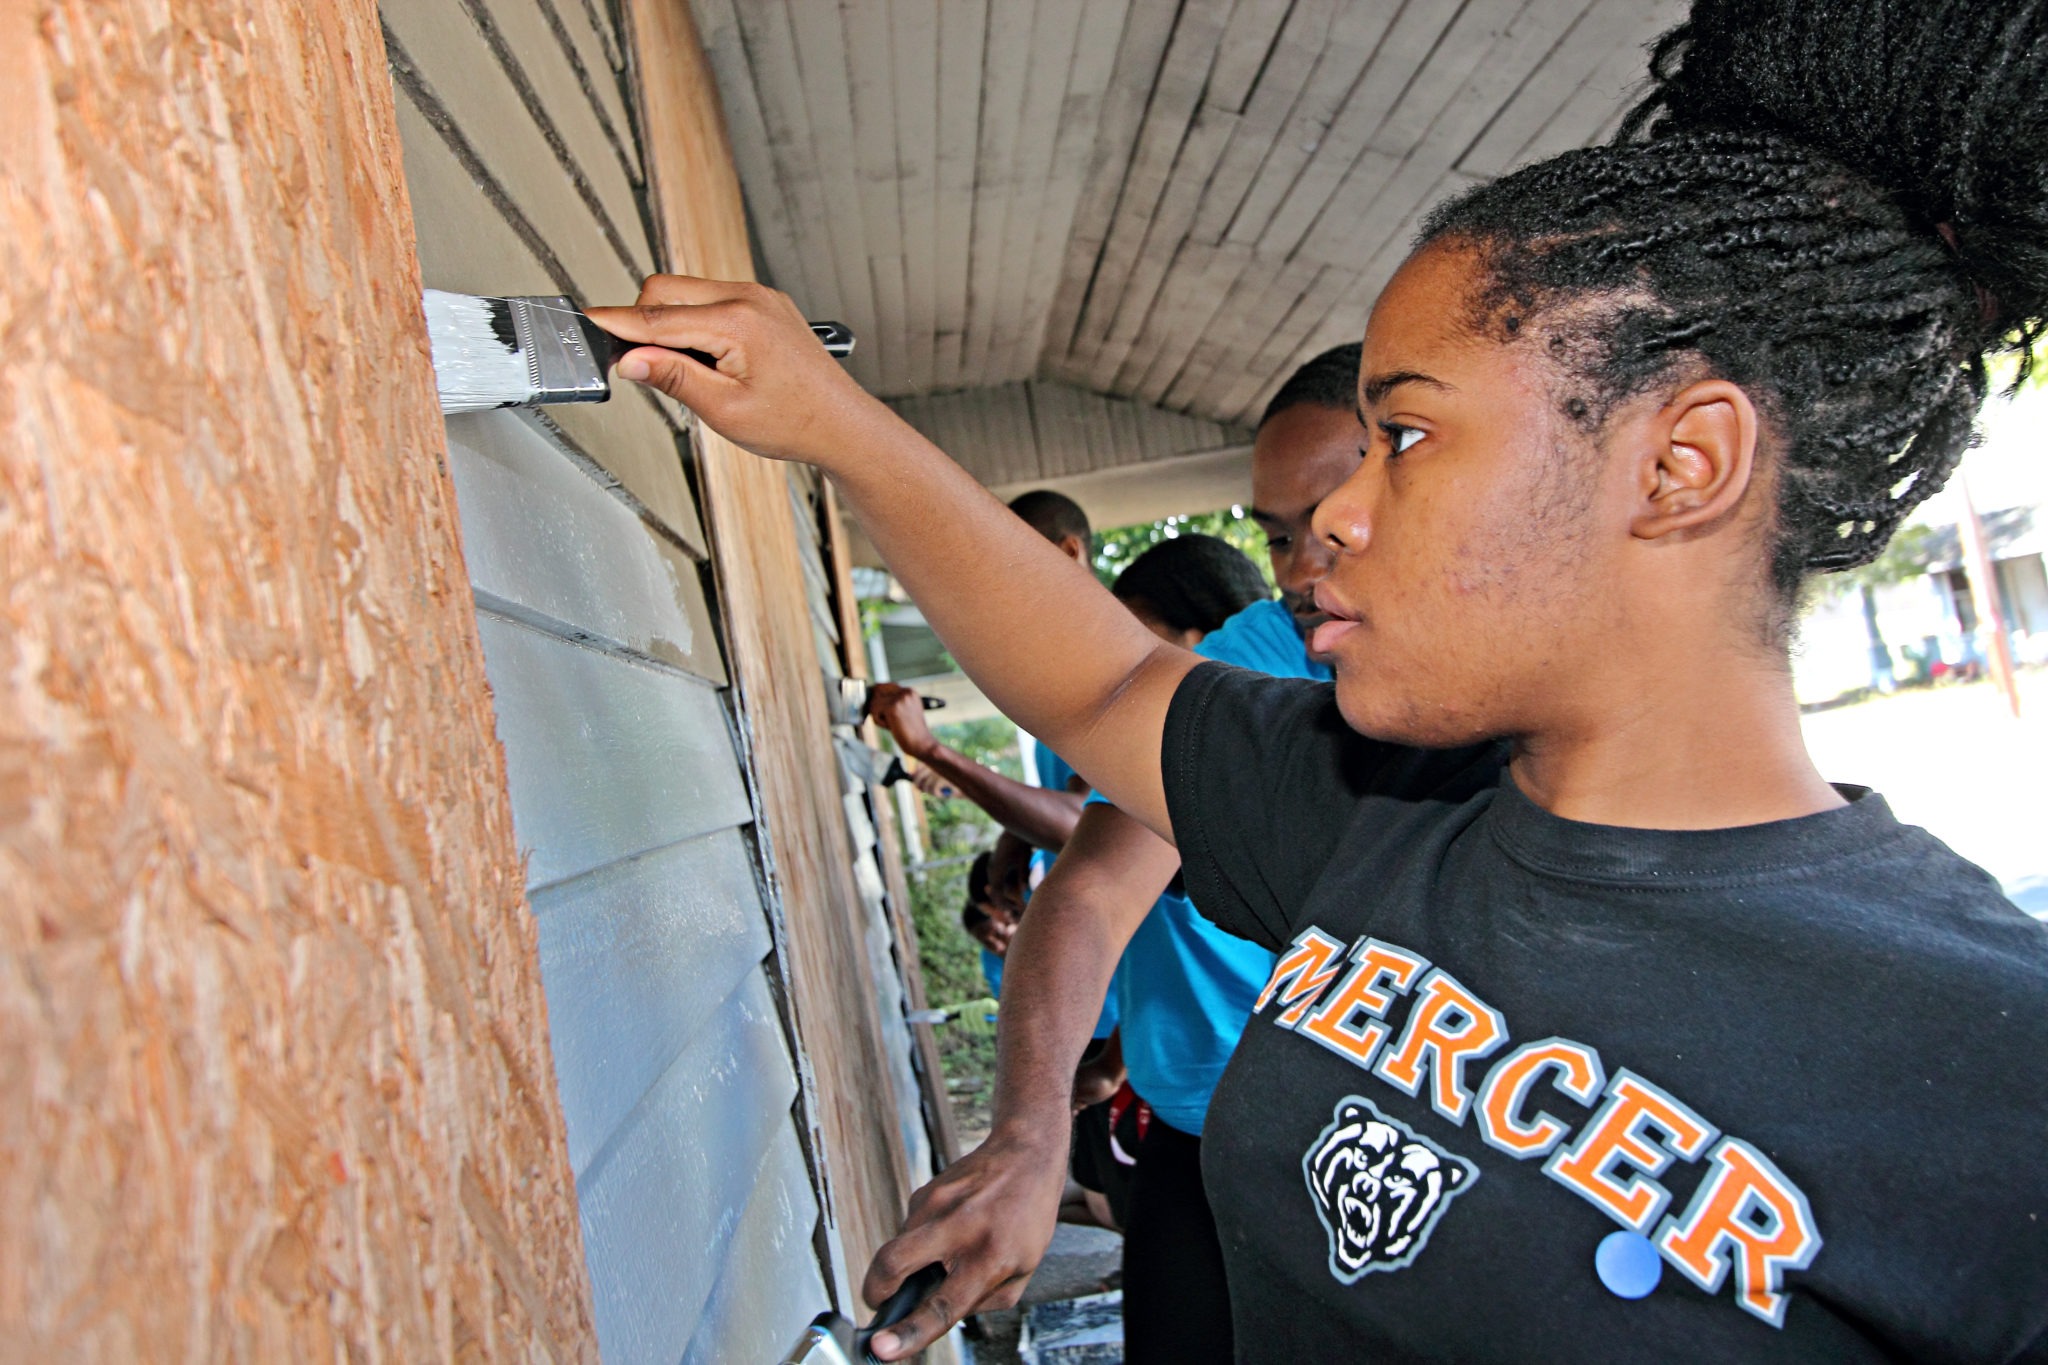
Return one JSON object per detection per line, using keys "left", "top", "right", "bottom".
{"left": 852, "top": 1263, "right": 946, "bottom": 1363}
{"left": 584, "top": 316, "right": 854, "bottom": 368}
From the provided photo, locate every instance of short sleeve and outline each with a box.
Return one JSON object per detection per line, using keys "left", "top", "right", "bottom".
{"left": 1162, "top": 662, "right": 1501, "bottom": 949}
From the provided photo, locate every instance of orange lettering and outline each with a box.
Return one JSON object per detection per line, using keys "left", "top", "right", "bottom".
{"left": 1656, "top": 1138, "right": 1822, "bottom": 1328}
{"left": 1257, "top": 927, "right": 1349, "bottom": 1026}
{"left": 1475, "top": 1038, "right": 1604, "bottom": 1158}
{"left": 1296, "top": 939, "right": 1428, "bottom": 1068}
{"left": 1372, "top": 969, "right": 1507, "bottom": 1124}
{"left": 1543, "top": 1070, "right": 1717, "bottom": 1231}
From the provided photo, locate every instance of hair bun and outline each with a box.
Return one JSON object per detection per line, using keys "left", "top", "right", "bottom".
{"left": 1624, "top": 0, "right": 2048, "bottom": 352}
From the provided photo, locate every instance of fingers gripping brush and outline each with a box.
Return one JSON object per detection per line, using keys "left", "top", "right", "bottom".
{"left": 422, "top": 289, "right": 854, "bottom": 414}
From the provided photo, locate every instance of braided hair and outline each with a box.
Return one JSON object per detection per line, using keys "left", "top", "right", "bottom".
{"left": 1110, "top": 533, "right": 1270, "bottom": 637}
{"left": 1419, "top": 0, "right": 2047, "bottom": 616}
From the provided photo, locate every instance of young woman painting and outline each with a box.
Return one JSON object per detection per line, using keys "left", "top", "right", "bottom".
{"left": 589, "top": 1, "right": 2048, "bottom": 1356}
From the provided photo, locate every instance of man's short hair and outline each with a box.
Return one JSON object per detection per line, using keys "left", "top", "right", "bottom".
{"left": 1259, "top": 343, "right": 1363, "bottom": 430}
{"left": 1007, "top": 489, "right": 1092, "bottom": 548}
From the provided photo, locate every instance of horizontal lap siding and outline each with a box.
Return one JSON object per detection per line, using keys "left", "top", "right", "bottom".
{"left": 387, "top": 3, "right": 837, "bottom": 1360}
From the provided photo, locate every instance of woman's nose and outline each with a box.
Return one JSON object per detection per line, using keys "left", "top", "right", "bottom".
{"left": 1311, "top": 464, "right": 1375, "bottom": 552}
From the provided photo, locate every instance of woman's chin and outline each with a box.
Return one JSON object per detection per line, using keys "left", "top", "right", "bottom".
{"left": 1332, "top": 673, "right": 1490, "bottom": 750}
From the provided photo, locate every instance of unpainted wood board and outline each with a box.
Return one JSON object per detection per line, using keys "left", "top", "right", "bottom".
{"left": 678, "top": 1123, "right": 831, "bottom": 1365}
{"left": 980, "top": 0, "right": 1087, "bottom": 385}
{"left": 1088, "top": 104, "right": 1240, "bottom": 390}
{"left": 1456, "top": 0, "right": 1636, "bottom": 177}
{"left": 444, "top": 410, "right": 723, "bottom": 680}
{"left": 477, "top": 613, "right": 753, "bottom": 888}
{"left": 0, "top": 0, "right": 596, "bottom": 1354}
{"left": 999, "top": 0, "right": 1133, "bottom": 383}
{"left": 786, "top": 0, "right": 885, "bottom": 391}
{"left": 1186, "top": 0, "right": 1338, "bottom": 245}
{"left": 958, "top": 0, "right": 1040, "bottom": 383}
{"left": 1033, "top": 0, "right": 1180, "bottom": 368}
{"left": 632, "top": 2, "right": 921, "bottom": 1273}
{"left": 1221, "top": 1, "right": 1395, "bottom": 248}
{"left": 729, "top": 1, "right": 849, "bottom": 319}
{"left": 844, "top": 0, "right": 911, "bottom": 394}
{"left": 1068, "top": 0, "right": 1231, "bottom": 369}
{"left": 890, "top": 0, "right": 942, "bottom": 394}
{"left": 383, "top": 0, "right": 650, "bottom": 287}
{"left": 685, "top": 0, "right": 819, "bottom": 307}
{"left": 393, "top": 91, "right": 708, "bottom": 547}
{"left": 1210, "top": 260, "right": 1359, "bottom": 421}
{"left": 576, "top": 968, "right": 800, "bottom": 1365}
{"left": 1254, "top": 0, "right": 1464, "bottom": 256}
{"left": 575, "top": 0, "right": 626, "bottom": 68}
{"left": 930, "top": 0, "right": 990, "bottom": 388}
{"left": 532, "top": 829, "right": 772, "bottom": 1174}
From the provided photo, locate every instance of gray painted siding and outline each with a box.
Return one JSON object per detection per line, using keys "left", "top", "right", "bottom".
{"left": 386, "top": 2, "right": 842, "bottom": 1358}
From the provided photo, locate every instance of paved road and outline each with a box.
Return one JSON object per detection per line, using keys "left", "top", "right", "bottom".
{"left": 1800, "top": 670, "right": 2047, "bottom": 913}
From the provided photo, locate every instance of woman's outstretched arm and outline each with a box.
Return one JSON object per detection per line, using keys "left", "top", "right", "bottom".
{"left": 588, "top": 277, "right": 1195, "bottom": 835}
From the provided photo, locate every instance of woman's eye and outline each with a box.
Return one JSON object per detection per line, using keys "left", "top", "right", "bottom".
{"left": 1382, "top": 422, "right": 1424, "bottom": 455}
{"left": 1265, "top": 534, "right": 1292, "bottom": 551}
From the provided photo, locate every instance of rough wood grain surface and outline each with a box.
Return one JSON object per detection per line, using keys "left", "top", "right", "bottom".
{"left": 627, "top": 0, "right": 915, "bottom": 1287}
{"left": 0, "top": 1, "right": 596, "bottom": 1358}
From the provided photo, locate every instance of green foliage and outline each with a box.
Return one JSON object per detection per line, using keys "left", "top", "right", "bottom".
{"left": 1092, "top": 506, "right": 1276, "bottom": 589}
{"left": 1816, "top": 522, "right": 1938, "bottom": 598}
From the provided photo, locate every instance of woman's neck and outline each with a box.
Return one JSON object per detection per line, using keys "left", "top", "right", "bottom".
{"left": 1507, "top": 641, "right": 1844, "bottom": 831}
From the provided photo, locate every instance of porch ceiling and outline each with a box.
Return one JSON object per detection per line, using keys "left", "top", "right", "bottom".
{"left": 689, "top": 0, "right": 1684, "bottom": 437}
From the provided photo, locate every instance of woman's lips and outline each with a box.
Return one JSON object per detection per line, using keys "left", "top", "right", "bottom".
{"left": 1310, "top": 617, "right": 1361, "bottom": 656}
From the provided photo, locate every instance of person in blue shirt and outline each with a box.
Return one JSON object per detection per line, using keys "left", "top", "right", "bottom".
{"left": 1040, "top": 347, "right": 1366, "bottom": 1364}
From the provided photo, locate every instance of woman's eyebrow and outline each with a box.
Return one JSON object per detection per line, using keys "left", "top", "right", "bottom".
{"left": 1360, "top": 370, "right": 1456, "bottom": 406}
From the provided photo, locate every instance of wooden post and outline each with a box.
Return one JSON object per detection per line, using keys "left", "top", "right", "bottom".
{"left": 0, "top": 0, "right": 596, "bottom": 1358}
{"left": 625, "top": 0, "right": 916, "bottom": 1282}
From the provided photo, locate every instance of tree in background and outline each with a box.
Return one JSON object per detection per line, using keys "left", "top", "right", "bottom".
{"left": 1813, "top": 524, "right": 1938, "bottom": 691}
{"left": 1093, "top": 506, "right": 1273, "bottom": 589}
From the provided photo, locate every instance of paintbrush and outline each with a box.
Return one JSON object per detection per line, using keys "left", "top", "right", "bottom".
{"left": 422, "top": 288, "right": 854, "bottom": 414}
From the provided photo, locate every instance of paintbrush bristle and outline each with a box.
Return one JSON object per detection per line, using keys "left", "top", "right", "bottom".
{"left": 423, "top": 289, "right": 532, "bottom": 414}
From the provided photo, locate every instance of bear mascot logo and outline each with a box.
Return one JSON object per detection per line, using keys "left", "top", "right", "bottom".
{"left": 1303, "top": 1096, "right": 1478, "bottom": 1284}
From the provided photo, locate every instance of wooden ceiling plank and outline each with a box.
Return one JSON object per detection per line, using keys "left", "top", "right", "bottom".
{"left": 1205, "top": 0, "right": 1297, "bottom": 115}
{"left": 730, "top": 1, "right": 847, "bottom": 321}
{"left": 689, "top": 0, "right": 816, "bottom": 308}
{"left": 1066, "top": 0, "right": 1233, "bottom": 372}
{"left": 1128, "top": 241, "right": 1250, "bottom": 405}
{"left": 785, "top": 0, "right": 885, "bottom": 390}
{"left": 931, "top": 0, "right": 989, "bottom": 389}
{"left": 1252, "top": 0, "right": 1463, "bottom": 258}
{"left": 1160, "top": 253, "right": 1290, "bottom": 410}
{"left": 1196, "top": 259, "right": 1351, "bottom": 419}
{"left": 1087, "top": 104, "right": 1241, "bottom": 390}
{"left": 984, "top": 0, "right": 1089, "bottom": 386}
{"left": 1032, "top": 0, "right": 1180, "bottom": 372}
{"left": 844, "top": 0, "right": 911, "bottom": 395}
{"left": 1367, "top": 0, "right": 1531, "bottom": 158}
{"left": 1502, "top": 0, "right": 1680, "bottom": 171}
{"left": 1220, "top": 2, "right": 1391, "bottom": 249}
{"left": 1192, "top": 258, "right": 1347, "bottom": 419}
{"left": 890, "top": 0, "right": 942, "bottom": 394}
{"left": 1456, "top": 0, "right": 1639, "bottom": 178}
{"left": 1288, "top": 146, "right": 1400, "bottom": 268}
{"left": 959, "top": 0, "right": 1041, "bottom": 384}
{"left": 999, "top": 0, "right": 1132, "bottom": 385}
{"left": 1187, "top": 0, "right": 1337, "bottom": 247}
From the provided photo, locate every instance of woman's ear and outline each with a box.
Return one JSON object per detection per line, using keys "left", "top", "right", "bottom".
{"left": 1630, "top": 379, "right": 1760, "bottom": 542}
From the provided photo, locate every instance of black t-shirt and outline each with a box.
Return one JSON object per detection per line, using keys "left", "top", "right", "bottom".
{"left": 1164, "top": 663, "right": 2048, "bottom": 1363}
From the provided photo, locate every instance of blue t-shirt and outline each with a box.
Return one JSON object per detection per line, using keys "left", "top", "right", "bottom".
{"left": 1097, "top": 597, "right": 1329, "bottom": 1134}
{"left": 1033, "top": 741, "right": 1077, "bottom": 795}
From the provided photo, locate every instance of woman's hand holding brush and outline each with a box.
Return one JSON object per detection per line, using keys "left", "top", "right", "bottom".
{"left": 586, "top": 275, "right": 899, "bottom": 466}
